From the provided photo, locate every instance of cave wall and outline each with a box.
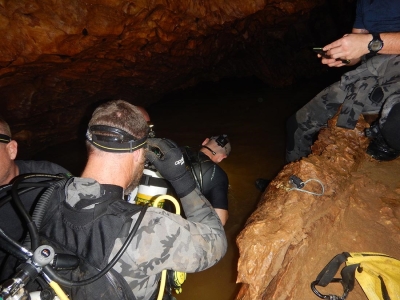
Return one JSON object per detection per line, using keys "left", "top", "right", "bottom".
{"left": 0, "top": 0, "right": 355, "bottom": 155}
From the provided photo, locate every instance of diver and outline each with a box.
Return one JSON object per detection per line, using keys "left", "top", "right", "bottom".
{"left": 181, "top": 135, "right": 231, "bottom": 226}
{"left": 0, "top": 115, "right": 70, "bottom": 283}
{"left": 37, "top": 100, "right": 227, "bottom": 299}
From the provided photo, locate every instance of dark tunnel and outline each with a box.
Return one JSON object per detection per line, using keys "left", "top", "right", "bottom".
{"left": 1, "top": 0, "right": 400, "bottom": 299}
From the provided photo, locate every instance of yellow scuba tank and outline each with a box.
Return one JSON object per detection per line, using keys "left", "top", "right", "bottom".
{"left": 133, "top": 168, "right": 169, "bottom": 207}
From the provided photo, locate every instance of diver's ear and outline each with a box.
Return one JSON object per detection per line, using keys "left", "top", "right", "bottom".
{"left": 6, "top": 140, "right": 18, "bottom": 160}
{"left": 132, "top": 148, "right": 144, "bottom": 163}
{"left": 201, "top": 138, "right": 210, "bottom": 146}
{"left": 217, "top": 155, "right": 226, "bottom": 163}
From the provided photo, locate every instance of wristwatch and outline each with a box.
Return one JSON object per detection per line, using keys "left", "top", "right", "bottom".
{"left": 368, "top": 33, "right": 384, "bottom": 55}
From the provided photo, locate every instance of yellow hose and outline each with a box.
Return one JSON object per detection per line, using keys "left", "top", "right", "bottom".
{"left": 152, "top": 195, "right": 181, "bottom": 215}
{"left": 48, "top": 281, "right": 69, "bottom": 300}
{"left": 156, "top": 270, "right": 168, "bottom": 300}
{"left": 152, "top": 194, "right": 181, "bottom": 300}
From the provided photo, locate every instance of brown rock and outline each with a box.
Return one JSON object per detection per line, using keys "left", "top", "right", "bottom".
{"left": 236, "top": 116, "right": 400, "bottom": 300}
{"left": 0, "top": 0, "right": 355, "bottom": 155}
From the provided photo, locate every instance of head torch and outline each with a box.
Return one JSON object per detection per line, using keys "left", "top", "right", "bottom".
{"left": 86, "top": 125, "right": 147, "bottom": 153}
{"left": 214, "top": 134, "right": 229, "bottom": 148}
{"left": 210, "top": 134, "right": 231, "bottom": 156}
{"left": 148, "top": 122, "right": 155, "bottom": 138}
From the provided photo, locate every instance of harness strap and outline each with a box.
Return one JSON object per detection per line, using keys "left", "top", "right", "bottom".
{"left": 315, "top": 252, "right": 350, "bottom": 287}
{"left": 139, "top": 174, "right": 169, "bottom": 188}
{"left": 312, "top": 252, "right": 400, "bottom": 300}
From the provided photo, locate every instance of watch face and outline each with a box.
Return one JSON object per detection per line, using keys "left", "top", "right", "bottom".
{"left": 370, "top": 40, "right": 382, "bottom": 51}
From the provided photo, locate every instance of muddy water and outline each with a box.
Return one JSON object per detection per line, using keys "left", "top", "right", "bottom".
{"left": 32, "top": 74, "right": 340, "bottom": 300}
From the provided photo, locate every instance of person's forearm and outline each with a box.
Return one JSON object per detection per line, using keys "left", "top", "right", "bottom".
{"left": 180, "top": 187, "right": 224, "bottom": 232}
{"left": 214, "top": 208, "right": 228, "bottom": 226}
{"left": 350, "top": 30, "right": 400, "bottom": 55}
{"left": 380, "top": 32, "right": 400, "bottom": 54}
{"left": 323, "top": 29, "right": 400, "bottom": 67}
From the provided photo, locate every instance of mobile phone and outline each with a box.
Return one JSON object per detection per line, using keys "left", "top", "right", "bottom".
{"left": 313, "top": 47, "right": 330, "bottom": 58}
{"left": 312, "top": 47, "right": 350, "bottom": 64}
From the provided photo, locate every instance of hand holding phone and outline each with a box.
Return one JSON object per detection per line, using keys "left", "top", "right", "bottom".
{"left": 312, "top": 47, "right": 350, "bottom": 64}
{"left": 313, "top": 47, "right": 330, "bottom": 59}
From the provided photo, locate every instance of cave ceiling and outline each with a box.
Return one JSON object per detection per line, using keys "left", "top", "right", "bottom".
{"left": 0, "top": 0, "right": 355, "bottom": 154}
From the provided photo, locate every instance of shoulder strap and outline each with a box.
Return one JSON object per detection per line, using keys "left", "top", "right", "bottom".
{"left": 311, "top": 252, "right": 353, "bottom": 299}
{"left": 313, "top": 252, "right": 351, "bottom": 287}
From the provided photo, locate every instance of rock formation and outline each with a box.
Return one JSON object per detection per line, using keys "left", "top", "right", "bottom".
{"left": 0, "top": 0, "right": 355, "bottom": 155}
{"left": 235, "top": 116, "right": 400, "bottom": 299}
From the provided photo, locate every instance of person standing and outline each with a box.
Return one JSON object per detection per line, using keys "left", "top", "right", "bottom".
{"left": 0, "top": 115, "right": 70, "bottom": 282}
{"left": 182, "top": 134, "right": 231, "bottom": 225}
{"left": 38, "top": 100, "right": 227, "bottom": 299}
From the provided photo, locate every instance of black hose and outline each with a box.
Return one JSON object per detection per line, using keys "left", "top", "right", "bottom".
{"left": 43, "top": 205, "right": 148, "bottom": 287}
{"left": 10, "top": 174, "right": 65, "bottom": 251}
{"left": 3, "top": 173, "right": 147, "bottom": 289}
{"left": 0, "top": 227, "right": 32, "bottom": 262}
{"left": 32, "top": 178, "right": 67, "bottom": 230}
{"left": 24, "top": 178, "right": 69, "bottom": 249}
{"left": 0, "top": 185, "right": 45, "bottom": 208}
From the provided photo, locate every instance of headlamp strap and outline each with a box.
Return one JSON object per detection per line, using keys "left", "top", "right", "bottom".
{"left": 86, "top": 125, "right": 147, "bottom": 153}
{"left": 0, "top": 133, "right": 11, "bottom": 144}
{"left": 202, "top": 145, "right": 216, "bottom": 155}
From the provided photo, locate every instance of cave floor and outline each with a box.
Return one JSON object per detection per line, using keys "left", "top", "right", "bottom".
{"left": 32, "top": 72, "right": 353, "bottom": 300}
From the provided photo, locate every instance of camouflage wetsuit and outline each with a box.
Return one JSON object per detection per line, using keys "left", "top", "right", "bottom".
{"left": 286, "top": 0, "right": 400, "bottom": 162}
{"left": 286, "top": 54, "right": 400, "bottom": 162}
{"left": 52, "top": 177, "right": 227, "bottom": 300}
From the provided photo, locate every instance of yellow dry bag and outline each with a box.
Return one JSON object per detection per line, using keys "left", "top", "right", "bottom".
{"left": 311, "top": 252, "right": 400, "bottom": 300}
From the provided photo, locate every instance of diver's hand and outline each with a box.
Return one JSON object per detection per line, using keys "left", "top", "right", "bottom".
{"left": 146, "top": 138, "right": 195, "bottom": 197}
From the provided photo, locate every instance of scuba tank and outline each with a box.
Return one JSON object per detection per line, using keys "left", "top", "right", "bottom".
{"left": 130, "top": 164, "right": 187, "bottom": 299}
{"left": 134, "top": 167, "right": 169, "bottom": 208}
{"left": 127, "top": 122, "right": 170, "bottom": 208}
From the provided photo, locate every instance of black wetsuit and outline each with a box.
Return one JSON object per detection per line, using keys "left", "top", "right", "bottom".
{"left": 0, "top": 160, "right": 69, "bottom": 282}
{"left": 182, "top": 147, "right": 228, "bottom": 210}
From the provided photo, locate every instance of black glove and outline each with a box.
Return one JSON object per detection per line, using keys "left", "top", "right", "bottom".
{"left": 146, "top": 138, "right": 196, "bottom": 198}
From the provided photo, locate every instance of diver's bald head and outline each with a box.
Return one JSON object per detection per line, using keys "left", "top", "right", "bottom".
{"left": 136, "top": 106, "right": 150, "bottom": 122}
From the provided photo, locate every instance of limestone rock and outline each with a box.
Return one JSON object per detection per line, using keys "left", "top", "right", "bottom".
{"left": 0, "top": 0, "right": 355, "bottom": 155}
{"left": 236, "top": 116, "right": 400, "bottom": 300}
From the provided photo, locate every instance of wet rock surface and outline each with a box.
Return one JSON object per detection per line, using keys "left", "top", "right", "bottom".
{"left": 236, "top": 116, "right": 400, "bottom": 300}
